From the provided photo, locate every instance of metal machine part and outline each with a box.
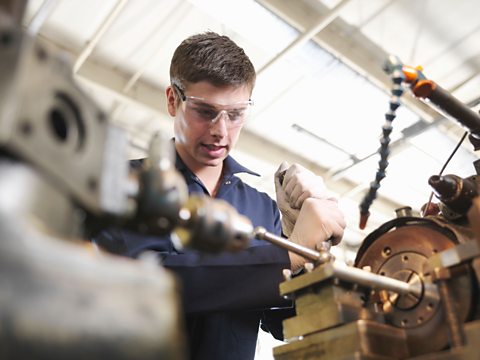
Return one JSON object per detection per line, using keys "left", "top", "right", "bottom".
{"left": 0, "top": 152, "right": 187, "bottom": 359}
{"left": 0, "top": 8, "right": 186, "bottom": 358}
{"left": 175, "top": 196, "right": 253, "bottom": 253}
{"left": 384, "top": 58, "right": 480, "bottom": 139}
{"left": 411, "top": 79, "right": 480, "bottom": 138}
{"left": 0, "top": 10, "right": 130, "bottom": 218}
{"left": 355, "top": 217, "right": 476, "bottom": 356}
{"left": 269, "top": 235, "right": 413, "bottom": 359}
{"left": 255, "top": 226, "right": 332, "bottom": 264}
{"left": 0, "top": 4, "right": 254, "bottom": 358}
{"left": 254, "top": 228, "right": 427, "bottom": 358}
{"left": 428, "top": 174, "right": 479, "bottom": 220}
{"left": 261, "top": 56, "right": 480, "bottom": 360}
{"left": 359, "top": 54, "right": 480, "bottom": 228}
{"left": 258, "top": 215, "right": 479, "bottom": 359}
{"left": 0, "top": 207, "right": 186, "bottom": 360}
{"left": 255, "top": 227, "right": 424, "bottom": 299}
{"left": 0, "top": 4, "right": 253, "bottom": 253}
{"left": 339, "top": 55, "right": 480, "bottom": 358}
{"left": 134, "top": 132, "right": 188, "bottom": 235}
{"left": 467, "top": 197, "right": 480, "bottom": 311}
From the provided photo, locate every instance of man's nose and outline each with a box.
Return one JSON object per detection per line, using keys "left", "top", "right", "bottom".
{"left": 209, "top": 111, "right": 229, "bottom": 136}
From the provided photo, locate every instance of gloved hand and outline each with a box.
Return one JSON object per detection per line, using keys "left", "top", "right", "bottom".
{"left": 274, "top": 161, "right": 335, "bottom": 237}
{"left": 288, "top": 197, "right": 346, "bottom": 272}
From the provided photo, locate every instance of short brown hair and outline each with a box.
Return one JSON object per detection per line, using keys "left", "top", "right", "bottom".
{"left": 170, "top": 32, "right": 256, "bottom": 94}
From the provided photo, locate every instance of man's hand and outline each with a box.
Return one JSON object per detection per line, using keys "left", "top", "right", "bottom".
{"left": 274, "top": 162, "right": 335, "bottom": 237}
{"left": 288, "top": 198, "right": 346, "bottom": 272}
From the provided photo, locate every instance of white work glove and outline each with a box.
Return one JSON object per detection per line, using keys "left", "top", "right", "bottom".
{"left": 288, "top": 198, "right": 346, "bottom": 272}
{"left": 274, "top": 161, "right": 335, "bottom": 237}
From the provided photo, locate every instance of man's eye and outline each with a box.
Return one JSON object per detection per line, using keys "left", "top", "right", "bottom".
{"left": 195, "top": 108, "right": 217, "bottom": 119}
{"left": 228, "top": 110, "right": 245, "bottom": 121}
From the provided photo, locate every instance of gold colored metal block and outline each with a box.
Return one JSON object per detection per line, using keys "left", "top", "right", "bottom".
{"left": 283, "top": 302, "right": 365, "bottom": 339}
{"left": 274, "top": 320, "right": 408, "bottom": 360}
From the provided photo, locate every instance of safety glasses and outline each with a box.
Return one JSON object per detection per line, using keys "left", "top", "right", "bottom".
{"left": 173, "top": 84, "right": 253, "bottom": 129}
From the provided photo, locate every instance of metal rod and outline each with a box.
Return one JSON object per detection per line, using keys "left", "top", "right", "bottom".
{"left": 254, "top": 227, "right": 321, "bottom": 262}
{"left": 255, "top": 227, "right": 423, "bottom": 297}
{"left": 332, "top": 262, "right": 422, "bottom": 297}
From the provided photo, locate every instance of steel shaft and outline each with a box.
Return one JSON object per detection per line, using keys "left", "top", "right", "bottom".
{"left": 254, "top": 226, "right": 423, "bottom": 297}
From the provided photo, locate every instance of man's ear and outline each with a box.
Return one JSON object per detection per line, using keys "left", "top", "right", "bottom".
{"left": 166, "top": 86, "right": 177, "bottom": 116}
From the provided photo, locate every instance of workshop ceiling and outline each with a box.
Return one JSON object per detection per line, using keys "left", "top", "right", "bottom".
{"left": 22, "top": 0, "right": 480, "bottom": 261}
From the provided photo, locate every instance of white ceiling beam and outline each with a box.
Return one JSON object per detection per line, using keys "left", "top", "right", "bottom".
{"left": 73, "top": 0, "right": 128, "bottom": 73}
{"left": 122, "top": 1, "right": 190, "bottom": 94}
{"left": 257, "top": 0, "right": 352, "bottom": 74}
{"left": 75, "top": 58, "right": 165, "bottom": 114}
{"left": 25, "top": 0, "right": 59, "bottom": 35}
{"left": 356, "top": 0, "right": 397, "bottom": 30}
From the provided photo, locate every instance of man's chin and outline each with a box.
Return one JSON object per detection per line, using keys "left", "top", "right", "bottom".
{"left": 203, "top": 157, "right": 224, "bottom": 167}
{"left": 199, "top": 148, "right": 228, "bottom": 167}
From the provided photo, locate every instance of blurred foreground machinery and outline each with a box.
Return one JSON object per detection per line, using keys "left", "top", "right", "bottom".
{"left": 0, "top": 2, "right": 252, "bottom": 359}
{"left": 266, "top": 58, "right": 480, "bottom": 359}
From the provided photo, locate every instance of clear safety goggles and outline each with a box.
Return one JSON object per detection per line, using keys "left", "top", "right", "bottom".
{"left": 173, "top": 84, "right": 253, "bottom": 129}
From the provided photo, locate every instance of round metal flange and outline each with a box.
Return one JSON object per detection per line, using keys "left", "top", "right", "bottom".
{"left": 378, "top": 252, "right": 439, "bottom": 328}
{"left": 355, "top": 220, "right": 474, "bottom": 356}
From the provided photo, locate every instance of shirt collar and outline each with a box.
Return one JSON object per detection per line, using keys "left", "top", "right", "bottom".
{"left": 223, "top": 155, "right": 260, "bottom": 177}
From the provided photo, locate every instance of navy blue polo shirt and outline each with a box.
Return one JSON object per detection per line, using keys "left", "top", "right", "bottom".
{"left": 96, "top": 153, "right": 292, "bottom": 360}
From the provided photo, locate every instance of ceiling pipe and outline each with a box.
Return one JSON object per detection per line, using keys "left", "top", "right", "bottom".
{"left": 257, "top": 0, "right": 352, "bottom": 75}
{"left": 26, "top": 0, "right": 59, "bottom": 35}
{"left": 73, "top": 0, "right": 127, "bottom": 74}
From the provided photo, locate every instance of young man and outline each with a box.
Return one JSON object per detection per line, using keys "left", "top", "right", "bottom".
{"left": 102, "top": 32, "right": 345, "bottom": 360}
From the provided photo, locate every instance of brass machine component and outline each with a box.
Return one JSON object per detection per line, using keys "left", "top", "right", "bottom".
{"left": 355, "top": 218, "right": 476, "bottom": 356}
{"left": 258, "top": 215, "right": 480, "bottom": 359}
{"left": 271, "top": 253, "right": 412, "bottom": 358}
